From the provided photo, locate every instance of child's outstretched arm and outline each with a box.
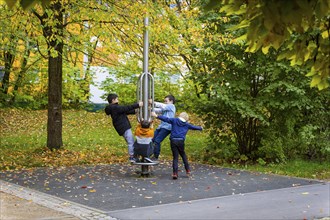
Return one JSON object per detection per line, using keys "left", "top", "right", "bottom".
{"left": 152, "top": 111, "right": 168, "bottom": 121}
{"left": 116, "top": 101, "right": 143, "bottom": 114}
{"left": 188, "top": 123, "right": 203, "bottom": 131}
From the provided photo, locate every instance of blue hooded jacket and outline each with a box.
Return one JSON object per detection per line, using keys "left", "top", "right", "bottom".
{"left": 157, "top": 115, "right": 202, "bottom": 140}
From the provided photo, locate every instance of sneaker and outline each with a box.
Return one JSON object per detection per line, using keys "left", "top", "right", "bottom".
{"left": 144, "top": 157, "right": 153, "bottom": 163}
{"left": 186, "top": 169, "right": 191, "bottom": 175}
{"left": 129, "top": 157, "right": 136, "bottom": 163}
{"left": 172, "top": 173, "right": 178, "bottom": 180}
{"left": 151, "top": 157, "right": 158, "bottom": 162}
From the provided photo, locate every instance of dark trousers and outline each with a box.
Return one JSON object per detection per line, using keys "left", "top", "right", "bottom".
{"left": 153, "top": 128, "right": 171, "bottom": 158}
{"left": 170, "top": 139, "right": 190, "bottom": 174}
{"left": 133, "top": 141, "right": 153, "bottom": 158}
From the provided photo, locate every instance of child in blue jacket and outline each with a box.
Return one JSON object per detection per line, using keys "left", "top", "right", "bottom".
{"left": 152, "top": 111, "right": 203, "bottom": 179}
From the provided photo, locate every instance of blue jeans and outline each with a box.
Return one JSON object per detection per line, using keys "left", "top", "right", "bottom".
{"left": 152, "top": 128, "right": 171, "bottom": 158}
{"left": 171, "top": 139, "right": 190, "bottom": 174}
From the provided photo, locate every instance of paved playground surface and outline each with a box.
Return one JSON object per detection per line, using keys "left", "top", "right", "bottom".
{"left": 1, "top": 161, "right": 329, "bottom": 219}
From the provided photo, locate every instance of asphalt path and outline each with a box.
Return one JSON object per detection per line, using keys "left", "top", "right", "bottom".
{"left": 0, "top": 162, "right": 329, "bottom": 219}
{"left": 108, "top": 182, "right": 330, "bottom": 220}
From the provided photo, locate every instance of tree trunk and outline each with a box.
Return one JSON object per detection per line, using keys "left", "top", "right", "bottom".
{"left": 1, "top": 51, "right": 14, "bottom": 96}
{"left": 46, "top": 1, "right": 63, "bottom": 150}
{"left": 47, "top": 54, "right": 63, "bottom": 149}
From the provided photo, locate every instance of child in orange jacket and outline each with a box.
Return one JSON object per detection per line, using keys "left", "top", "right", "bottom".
{"left": 133, "top": 120, "right": 154, "bottom": 162}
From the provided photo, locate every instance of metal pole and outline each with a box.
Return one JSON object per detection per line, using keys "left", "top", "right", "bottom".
{"left": 143, "top": 15, "right": 149, "bottom": 121}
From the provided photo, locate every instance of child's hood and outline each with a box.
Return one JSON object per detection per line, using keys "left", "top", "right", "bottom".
{"left": 177, "top": 117, "right": 187, "bottom": 126}
{"left": 136, "top": 127, "right": 153, "bottom": 137}
{"left": 139, "top": 127, "right": 150, "bottom": 135}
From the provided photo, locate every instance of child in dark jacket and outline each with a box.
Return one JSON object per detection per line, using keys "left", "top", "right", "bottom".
{"left": 105, "top": 93, "right": 142, "bottom": 162}
{"left": 152, "top": 111, "right": 203, "bottom": 179}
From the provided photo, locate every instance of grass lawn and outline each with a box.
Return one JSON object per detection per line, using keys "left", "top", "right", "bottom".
{"left": 1, "top": 108, "right": 329, "bottom": 180}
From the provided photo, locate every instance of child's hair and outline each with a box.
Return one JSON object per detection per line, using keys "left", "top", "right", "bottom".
{"left": 165, "top": 94, "right": 176, "bottom": 104}
{"left": 107, "top": 93, "right": 118, "bottom": 103}
{"left": 141, "top": 120, "right": 151, "bottom": 128}
{"left": 179, "top": 112, "right": 189, "bottom": 121}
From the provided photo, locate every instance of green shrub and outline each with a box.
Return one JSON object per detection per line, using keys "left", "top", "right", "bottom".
{"left": 298, "top": 125, "right": 330, "bottom": 161}
{"left": 257, "top": 137, "right": 286, "bottom": 163}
